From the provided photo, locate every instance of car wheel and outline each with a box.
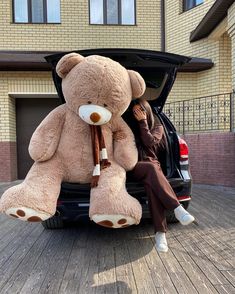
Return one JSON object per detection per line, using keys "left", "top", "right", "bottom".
{"left": 166, "top": 201, "right": 190, "bottom": 224}
{"left": 42, "top": 215, "right": 64, "bottom": 229}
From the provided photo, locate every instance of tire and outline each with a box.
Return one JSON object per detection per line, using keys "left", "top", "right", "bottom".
{"left": 166, "top": 201, "right": 190, "bottom": 224}
{"left": 42, "top": 215, "right": 64, "bottom": 229}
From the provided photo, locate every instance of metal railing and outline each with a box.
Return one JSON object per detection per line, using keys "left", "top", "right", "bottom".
{"left": 163, "top": 92, "right": 235, "bottom": 134}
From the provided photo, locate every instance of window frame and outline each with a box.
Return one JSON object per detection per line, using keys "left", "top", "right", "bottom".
{"left": 12, "top": 0, "right": 61, "bottom": 24}
{"left": 89, "top": 0, "right": 136, "bottom": 26}
{"left": 183, "top": 0, "right": 203, "bottom": 12}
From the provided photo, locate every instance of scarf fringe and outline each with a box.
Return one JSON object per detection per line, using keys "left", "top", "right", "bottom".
{"left": 91, "top": 126, "right": 111, "bottom": 188}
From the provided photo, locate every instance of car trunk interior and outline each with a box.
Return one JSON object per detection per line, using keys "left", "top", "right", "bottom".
{"left": 156, "top": 113, "right": 174, "bottom": 178}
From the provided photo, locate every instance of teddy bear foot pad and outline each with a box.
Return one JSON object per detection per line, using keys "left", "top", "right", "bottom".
{"left": 6, "top": 207, "right": 52, "bottom": 222}
{"left": 92, "top": 214, "right": 137, "bottom": 228}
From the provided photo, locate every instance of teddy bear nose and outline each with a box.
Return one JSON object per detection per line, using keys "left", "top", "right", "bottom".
{"left": 90, "top": 112, "right": 101, "bottom": 123}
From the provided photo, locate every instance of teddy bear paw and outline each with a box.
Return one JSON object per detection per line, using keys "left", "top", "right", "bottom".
{"left": 6, "top": 207, "right": 52, "bottom": 222}
{"left": 92, "top": 214, "right": 137, "bottom": 228}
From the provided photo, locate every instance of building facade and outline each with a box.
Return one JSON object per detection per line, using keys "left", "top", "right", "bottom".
{"left": 166, "top": 0, "right": 235, "bottom": 101}
{"left": 0, "top": 0, "right": 234, "bottom": 182}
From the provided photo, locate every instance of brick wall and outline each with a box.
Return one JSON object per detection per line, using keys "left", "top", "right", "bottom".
{"left": 228, "top": 2, "right": 235, "bottom": 90}
{"left": 183, "top": 132, "right": 235, "bottom": 187}
{"left": 0, "top": 71, "right": 56, "bottom": 182}
{"left": 166, "top": 0, "right": 232, "bottom": 102}
{"left": 0, "top": 72, "right": 55, "bottom": 142}
{"left": 0, "top": 0, "right": 161, "bottom": 51}
{"left": 0, "top": 142, "right": 17, "bottom": 181}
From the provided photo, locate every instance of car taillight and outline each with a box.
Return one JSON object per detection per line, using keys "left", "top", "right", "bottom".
{"left": 177, "top": 195, "right": 191, "bottom": 201}
{"left": 179, "top": 138, "right": 189, "bottom": 161}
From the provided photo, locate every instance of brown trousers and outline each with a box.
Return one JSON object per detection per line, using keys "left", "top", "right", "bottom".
{"left": 131, "top": 160, "right": 180, "bottom": 233}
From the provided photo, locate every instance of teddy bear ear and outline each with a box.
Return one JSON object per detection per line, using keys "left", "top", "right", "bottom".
{"left": 56, "top": 53, "right": 85, "bottom": 79}
{"left": 128, "top": 70, "right": 146, "bottom": 98}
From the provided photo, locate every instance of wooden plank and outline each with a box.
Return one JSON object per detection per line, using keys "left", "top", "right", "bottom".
{"left": 127, "top": 223, "right": 177, "bottom": 294}
{"left": 96, "top": 227, "right": 118, "bottom": 294}
{"left": 0, "top": 228, "right": 53, "bottom": 293}
{"left": 124, "top": 226, "right": 159, "bottom": 294}
{"left": 214, "top": 283, "right": 235, "bottom": 294}
{"left": 58, "top": 224, "right": 98, "bottom": 294}
{"left": 19, "top": 229, "right": 66, "bottom": 294}
{"left": 58, "top": 227, "right": 90, "bottom": 293}
{"left": 226, "top": 257, "right": 235, "bottom": 268}
{"left": 71, "top": 224, "right": 101, "bottom": 294}
{"left": 114, "top": 240, "right": 138, "bottom": 294}
{"left": 0, "top": 218, "right": 25, "bottom": 251}
{"left": 184, "top": 228, "right": 232, "bottom": 270}
{"left": 0, "top": 222, "right": 42, "bottom": 269}
{"left": 191, "top": 190, "right": 235, "bottom": 225}
{"left": 166, "top": 227, "right": 193, "bottom": 263}
{"left": 187, "top": 204, "right": 235, "bottom": 260}
{"left": 143, "top": 224, "right": 198, "bottom": 294}
{"left": 38, "top": 229, "right": 76, "bottom": 294}
{"left": 179, "top": 260, "right": 220, "bottom": 294}
{"left": 156, "top": 246, "right": 198, "bottom": 294}
{"left": 172, "top": 222, "right": 234, "bottom": 272}
{"left": 190, "top": 200, "right": 230, "bottom": 228}
{"left": 0, "top": 224, "right": 44, "bottom": 289}
{"left": 127, "top": 242, "right": 158, "bottom": 294}
{"left": 161, "top": 227, "right": 222, "bottom": 293}
{"left": 220, "top": 270, "right": 235, "bottom": 287}
{"left": 114, "top": 226, "right": 142, "bottom": 294}
{"left": 175, "top": 233, "right": 230, "bottom": 285}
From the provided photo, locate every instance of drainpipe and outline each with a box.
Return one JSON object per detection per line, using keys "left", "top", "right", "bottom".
{"left": 161, "top": 0, "right": 166, "bottom": 52}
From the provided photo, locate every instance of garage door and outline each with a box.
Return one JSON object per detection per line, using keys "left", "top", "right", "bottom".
{"left": 16, "top": 98, "right": 61, "bottom": 179}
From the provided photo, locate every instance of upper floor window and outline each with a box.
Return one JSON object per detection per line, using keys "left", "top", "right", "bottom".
{"left": 89, "top": 0, "right": 136, "bottom": 25}
{"left": 184, "top": 0, "right": 203, "bottom": 11}
{"left": 13, "top": 0, "right": 61, "bottom": 23}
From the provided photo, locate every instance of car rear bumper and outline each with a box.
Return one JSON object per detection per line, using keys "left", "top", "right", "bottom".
{"left": 56, "top": 178, "right": 192, "bottom": 221}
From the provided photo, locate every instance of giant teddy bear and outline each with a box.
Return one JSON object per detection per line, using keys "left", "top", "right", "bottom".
{"left": 0, "top": 53, "right": 146, "bottom": 228}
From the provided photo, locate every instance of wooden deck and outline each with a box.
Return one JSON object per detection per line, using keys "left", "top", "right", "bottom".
{"left": 0, "top": 182, "right": 234, "bottom": 294}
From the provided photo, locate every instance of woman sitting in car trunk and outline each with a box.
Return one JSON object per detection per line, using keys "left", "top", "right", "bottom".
{"left": 125, "top": 98, "right": 195, "bottom": 253}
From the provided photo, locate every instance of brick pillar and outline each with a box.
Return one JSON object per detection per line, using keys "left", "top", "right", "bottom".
{"left": 0, "top": 142, "right": 17, "bottom": 181}
{"left": 0, "top": 78, "right": 17, "bottom": 182}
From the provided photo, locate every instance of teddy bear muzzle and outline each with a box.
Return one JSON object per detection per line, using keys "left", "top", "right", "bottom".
{"left": 78, "top": 105, "right": 112, "bottom": 125}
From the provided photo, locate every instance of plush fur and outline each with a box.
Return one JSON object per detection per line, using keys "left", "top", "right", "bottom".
{"left": 0, "top": 53, "right": 146, "bottom": 228}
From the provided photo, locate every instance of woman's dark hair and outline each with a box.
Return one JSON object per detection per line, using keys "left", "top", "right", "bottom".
{"left": 123, "top": 98, "right": 166, "bottom": 149}
{"left": 138, "top": 99, "right": 167, "bottom": 151}
{"left": 138, "top": 99, "right": 163, "bottom": 130}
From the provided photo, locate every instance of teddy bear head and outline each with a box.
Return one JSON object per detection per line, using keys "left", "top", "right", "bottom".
{"left": 56, "top": 53, "right": 146, "bottom": 125}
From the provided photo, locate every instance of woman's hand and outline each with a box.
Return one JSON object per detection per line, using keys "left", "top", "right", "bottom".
{"left": 133, "top": 104, "right": 147, "bottom": 121}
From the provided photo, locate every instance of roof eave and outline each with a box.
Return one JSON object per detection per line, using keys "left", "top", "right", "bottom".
{"left": 190, "top": 0, "right": 234, "bottom": 43}
{"left": 0, "top": 50, "right": 213, "bottom": 72}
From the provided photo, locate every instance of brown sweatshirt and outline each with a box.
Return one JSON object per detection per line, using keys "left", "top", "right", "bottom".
{"left": 137, "top": 119, "right": 165, "bottom": 161}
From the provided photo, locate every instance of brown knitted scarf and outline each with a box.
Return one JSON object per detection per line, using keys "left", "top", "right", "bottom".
{"left": 90, "top": 125, "right": 111, "bottom": 188}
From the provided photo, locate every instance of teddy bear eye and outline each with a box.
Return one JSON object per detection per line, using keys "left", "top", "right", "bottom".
{"left": 87, "top": 101, "right": 92, "bottom": 104}
{"left": 104, "top": 103, "right": 108, "bottom": 107}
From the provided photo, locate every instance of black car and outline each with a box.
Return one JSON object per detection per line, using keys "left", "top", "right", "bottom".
{"left": 42, "top": 48, "right": 192, "bottom": 229}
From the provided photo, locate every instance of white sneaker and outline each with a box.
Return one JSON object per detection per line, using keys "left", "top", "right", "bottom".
{"left": 174, "top": 204, "right": 195, "bottom": 225}
{"left": 155, "top": 232, "right": 168, "bottom": 252}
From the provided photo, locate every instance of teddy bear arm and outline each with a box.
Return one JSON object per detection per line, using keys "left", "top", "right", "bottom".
{"left": 113, "top": 119, "right": 138, "bottom": 171}
{"left": 29, "top": 105, "right": 66, "bottom": 162}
